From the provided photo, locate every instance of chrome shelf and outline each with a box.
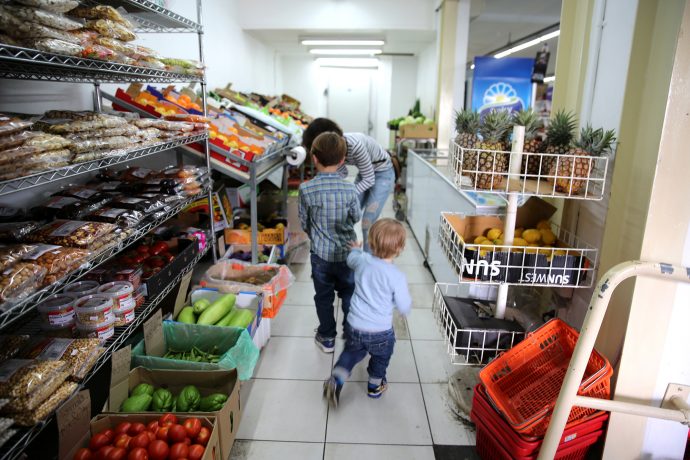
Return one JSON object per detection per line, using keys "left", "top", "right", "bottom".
{"left": 0, "top": 188, "right": 209, "bottom": 331}
{"left": 0, "top": 45, "right": 203, "bottom": 83}
{"left": 0, "top": 238, "right": 210, "bottom": 460}
{"left": 0, "top": 132, "right": 208, "bottom": 197}
{"left": 88, "top": 0, "right": 202, "bottom": 33}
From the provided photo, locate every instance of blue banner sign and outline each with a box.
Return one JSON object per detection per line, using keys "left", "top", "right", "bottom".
{"left": 472, "top": 56, "right": 535, "bottom": 118}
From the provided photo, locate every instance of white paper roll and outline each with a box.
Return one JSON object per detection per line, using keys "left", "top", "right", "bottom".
{"left": 286, "top": 146, "right": 307, "bottom": 166}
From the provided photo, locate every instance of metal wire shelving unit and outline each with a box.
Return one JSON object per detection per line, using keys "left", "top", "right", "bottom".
{"left": 0, "top": 2, "right": 215, "bottom": 458}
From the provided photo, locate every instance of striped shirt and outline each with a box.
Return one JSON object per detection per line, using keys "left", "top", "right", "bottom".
{"left": 299, "top": 172, "right": 361, "bottom": 262}
{"left": 338, "top": 133, "right": 392, "bottom": 195}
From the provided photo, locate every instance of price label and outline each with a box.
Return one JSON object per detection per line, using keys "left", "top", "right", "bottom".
{"left": 143, "top": 309, "right": 165, "bottom": 357}
{"left": 110, "top": 345, "right": 131, "bottom": 384}
{"left": 57, "top": 389, "right": 91, "bottom": 460}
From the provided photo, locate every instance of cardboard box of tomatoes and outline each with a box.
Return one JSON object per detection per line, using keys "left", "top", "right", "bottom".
{"left": 143, "top": 238, "right": 199, "bottom": 299}
{"left": 107, "top": 349, "right": 240, "bottom": 460}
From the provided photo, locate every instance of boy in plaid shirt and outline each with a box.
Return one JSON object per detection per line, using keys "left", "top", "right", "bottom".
{"left": 299, "top": 132, "right": 362, "bottom": 353}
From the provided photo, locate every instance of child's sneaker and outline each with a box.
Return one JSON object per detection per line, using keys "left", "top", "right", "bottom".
{"left": 323, "top": 376, "right": 342, "bottom": 408}
{"left": 367, "top": 379, "right": 388, "bottom": 399}
{"left": 315, "top": 333, "right": 335, "bottom": 353}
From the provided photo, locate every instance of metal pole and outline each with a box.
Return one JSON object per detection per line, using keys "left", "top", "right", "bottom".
{"left": 538, "top": 261, "right": 690, "bottom": 460}
{"left": 250, "top": 165, "right": 259, "bottom": 264}
{"left": 494, "top": 125, "right": 524, "bottom": 319}
{"left": 281, "top": 163, "right": 288, "bottom": 219}
{"left": 571, "top": 395, "right": 690, "bottom": 424}
{"left": 93, "top": 82, "right": 102, "bottom": 112}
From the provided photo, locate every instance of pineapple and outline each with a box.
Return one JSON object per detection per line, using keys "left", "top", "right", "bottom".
{"left": 472, "top": 109, "right": 511, "bottom": 190}
{"left": 551, "top": 124, "right": 616, "bottom": 195}
{"left": 454, "top": 110, "right": 480, "bottom": 176}
{"left": 512, "top": 109, "right": 543, "bottom": 177}
{"left": 543, "top": 110, "right": 577, "bottom": 179}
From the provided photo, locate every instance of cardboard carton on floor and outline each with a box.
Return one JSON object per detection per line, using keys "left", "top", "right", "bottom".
{"left": 107, "top": 347, "right": 240, "bottom": 460}
{"left": 60, "top": 390, "right": 221, "bottom": 460}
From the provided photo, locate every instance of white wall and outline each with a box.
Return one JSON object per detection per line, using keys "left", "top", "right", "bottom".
{"left": 390, "top": 56, "right": 419, "bottom": 118}
{"left": 416, "top": 42, "right": 439, "bottom": 119}
{"left": 278, "top": 56, "right": 328, "bottom": 117}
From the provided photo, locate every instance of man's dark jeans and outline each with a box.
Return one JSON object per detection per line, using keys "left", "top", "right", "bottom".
{"left": 311, "top": 253, "right": 354, "bottom": 339}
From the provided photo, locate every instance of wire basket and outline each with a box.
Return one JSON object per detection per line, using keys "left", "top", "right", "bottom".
{"left": 433, "top": 283, "right": 525, "bottom": 365}
{"left": 479, "top": 319, "right": 613, "bottom": 438}
{"left": 450, "top": 141, "right": 608, "bottom": 200}
{"left": 439, "top": 213, "right": 598, "bottom": 288}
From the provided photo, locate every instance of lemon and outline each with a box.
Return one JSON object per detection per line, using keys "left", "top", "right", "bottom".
{"left": 528, "top": 243, "right": 540, "bottom": 247}
{"left": 537, "top": 220, "right": 551, "bottom": 230}
{"left": 553, "top": 250, "right": 567, "bottom": 257}
{"left": 494, "top": 238, "right": 504, "bottom": 246}
{"left": 474, "top": 236, "right": 488, "bottom": 244}
{"left": 538, "top": 247, "right": 553, "bottom": 255}
{"left": 514, "top": 228, "right": 524, "bottom": 238}
{"left": 524, "top": 247, "right": 539, "bottom": 254}
{"left": 522, "top": 229, "right": 541, "bottom": 244}
{"left": 486, "top": 228, "right": 502, "bottom": 241}
{"left": 513, "top": 237, "right": 528, "bottom": 246}
{"left": 540, "top": 229, "right": 557, "bottom": 245}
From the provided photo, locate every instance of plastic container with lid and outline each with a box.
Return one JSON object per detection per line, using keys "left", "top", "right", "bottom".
{"left": 37, "top": 293, "right": 76, "bottom": 328}
{"left": 97, "top": 281, "right": 135, "bottom": 312}
{"left": 114, "top": 307, "right": 135, "bottom": 326}
{"left": 74, "top": 294, "right": 114, "bottom": 325}
{"left": 76, "top": 318, "right": 114, "bottom": 342}
{"left": 63, "top": 280, "right": 99, "bottom": 298}
{"left": 40, "top": 321, "right": 76, "bottom": 339}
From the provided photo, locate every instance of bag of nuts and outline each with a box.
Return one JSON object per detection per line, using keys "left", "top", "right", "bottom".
{"left": 0, "top": 359, "right": 67, "bottom": 398}
{"left": 17, "top": 337, "right": 104, "bottom": 381}
{"left": 0, "top": 262, "right": 46, "bottom": 302}
{"left": 0, "top": 244, "right": 37, "bottom": 272}
{"left": 24, "top": 220, "right": 116, "bottom": 249}
{"left": 12, "top": 381, "right": 77, "bottom": 427}
{"left": 22, "top": 244, "right": 89, "bottom": 285}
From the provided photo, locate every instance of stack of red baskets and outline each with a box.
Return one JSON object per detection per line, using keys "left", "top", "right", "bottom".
{"left": 472, "top": 319, "right": 614, "bottom": 459}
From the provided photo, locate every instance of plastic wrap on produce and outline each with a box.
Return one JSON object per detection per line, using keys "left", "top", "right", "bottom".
{"left": 15, "top": 0, "right": 78, "bottom": 14}
{"left": 68, "top": 5, "right": 133, "bottom": 28}
{"left": 2, "top": 5, "right": 83, "bottom": 31}
{"left": 85, "top": 19, "right": 136, "bottom": 42}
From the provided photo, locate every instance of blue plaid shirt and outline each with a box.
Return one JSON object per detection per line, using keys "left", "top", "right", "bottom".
{"left": 299, "top": 172, "right": 361, "bottom": 262}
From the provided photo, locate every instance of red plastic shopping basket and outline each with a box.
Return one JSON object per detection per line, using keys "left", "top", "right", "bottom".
{"left": 471, "top": 384, "right": 608, "bottom": 458}
{"left": 479, "top": 319, "right": 613, "bottom": 437}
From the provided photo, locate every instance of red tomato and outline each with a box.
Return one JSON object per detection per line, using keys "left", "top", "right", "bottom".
{"left": 161, "top": 252, "right": 175, "bottom": 263}
{"left": 113, "top": 434, "right": 130, "bottom": 450}
{"left": 146, "top": 256, "right": 165, "bottom": 268}
{"left": 188, "top": 444, "right": 204, "bottom": 460}
{"left": 114, "top": 422, "right": 132, "bottom": 435}
{"left": 159, "top": 413, "right": 178, "bottom": 426}
{"left": 102, "top": 429, "right": 115, "bottom": 442}
{"left": 96, "top": 446, "right": 114, "bottom": 460}
{"left": 168, "top": 443, "right": 189, "bottom": 460}
{"left": 182, "top": 418, "right": 201, "bottom": 439}
{"left": 147, "top": 440, "right": 169, "bottom": 460}
{"left": 146, "top": 421, "right": 159, "bottom": 433}
{"left": 194, "top": 427, "right": 210, "bottom": 446}
{"left": 183, "top": 438, "right": 191, "bottom": 446}
{"left": 145, "top": 431, "right": 156, "bottom": 443}
{"left": 89, "top": 433, "right": 110, "bottom": 451}
{"left": 137, "top": 245, "right": 150, "bottom": 255}
{"left": 169, "top": 424, "right": 188, "bottom": 443}
{"left": 127, "top": 447, "right": 149, "bottom": 460}
{"left": 150, "top": 242, "right": 168, "bottom": 255}
{"left": 132, "top": 254, "right": 146, "bottom": 264}
{"left": 107, "top": 447, "right": 127, "bottom": 460}
{"left": 130, "top": 433, "right": 150, "bottom": 450}
{"left": 155, "top": 426, "right": 169, "bottom": 442}
{"left": 128, "top": 423, "right": 146, "bottom": 437}
{"left": 73, "top": 448, "right": 93, "bottom": 460}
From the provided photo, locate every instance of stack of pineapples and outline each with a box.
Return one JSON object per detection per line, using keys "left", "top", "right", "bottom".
{"left": 453, "top": 108, "right": 616, "bottom": 195}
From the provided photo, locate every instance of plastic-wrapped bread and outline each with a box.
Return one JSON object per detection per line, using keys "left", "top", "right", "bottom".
{"left": 68, "top": 5, "right": 133, "bottom": 28}
{"left": 1, "top": 4, "right": 83, "bottom": 31}
{"left": 85, "top": 19, "right": 136, "bottom": 42}
{"left": 15, "top": 0, "right": 79, "bottom": 14}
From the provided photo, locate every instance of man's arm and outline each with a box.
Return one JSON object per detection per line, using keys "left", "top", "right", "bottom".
{"left": 349, "top": 137, "right": 376, "bottom": 195}
{"left": 298, "top": 188, "right": 309, "bottom": 234}
{"left": 348, "top": 191, "right": 362, "bottom": 224}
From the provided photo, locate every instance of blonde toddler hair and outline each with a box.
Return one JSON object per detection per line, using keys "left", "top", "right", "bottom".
{"left": 369, "top": 218, "right": 406, "bottom": 259}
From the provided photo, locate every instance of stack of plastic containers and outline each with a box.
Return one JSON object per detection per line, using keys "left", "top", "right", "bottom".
{"left": 472, "top": 319, "right": 613, "bottom": 459}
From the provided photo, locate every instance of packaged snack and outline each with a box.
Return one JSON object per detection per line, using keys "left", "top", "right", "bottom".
{"left": 0, "top": 131, "right": 40, "bottom": 151}
{"left": 24, "top": 220, "right": 116, "bottom": 249}
{"left": 0, "top": 244, "right": 36, "bottom": 272}
{"left": 37, "top": 294, "right": 75, "bottom": 328}
{"left": 68, "top": 5, "right": 133, "bottom": 28}
{"left": 47, "top": 114, "right": 128, "bottom": 133}
{"left": 0, "top": 14, "right": 80, "bottom": 44}
{"left": 132, "top": 118, "right": 194, "bottom": 132}
{"left": 23, "top": 245, "right": 89, "bottom": 285}
{"left": 0, "top": 33, "right": 21, "bottom": 46}
{"left": 14, "top": 0, "right": 79, "bottom": 14}
{"left": 164, "top": 114, "right": 211, "bottom": 124}
{"left": 30, "top": 196, "right": 83, "bottom": 220}
{"left": 0, "top": 359, "right": 67, "bottom": 397}
{"left": 23, "top": 37, "right": 83, "bottom": 58}
{"left": 0, "top": 335, "right": 30, "bottom": 362}
{"left": 135, "top": 127, "right": 161, "bottom": 140}
{"left": 76, "top": 317, "right": 114, "bottom": 342}
{"left": 0, "top": 119, "right": 33, "bottom": 138}
{"left": 65, "top": 124, "right": 139, "bottom": 140}
{"left": 2, "top": 5, "right": 82, "bottom": 31}
{"left": 0, "top": 159, "right": 71, "bottom": 181}
{"left": 98, "top": 281, "right": 134, "bottom": 311}
{"left": 70, "top": 135, "right": 130, "bottom": 153}
{"left": 65, "top": 28, "right": 98, "bottom": 46}
{"left": 119, "top": 166, "right": 153, "bottom": 181}
{"left": 85, "top": 19, "right": 136, "bottom": 42}
{"left": 108, "top": 196, "right": 166, "bottom": 213}
{"left": 80, "top": 43, "right": 117, "bottom": 61}
{"left": 0, "top": 149, "right": 73, "bottom": 173}
{"left": 0, "top": 262, "right": 46, "bottom": 302}
{"left": 19, "top": 337, "right": 103, "bottom": 380}
{"left": 0, "top": 222, "right": 41, "bottom": 243}
{"left": 63, "top": 280, "right": 99, "bottom": 297}
{"left": 43, "top": 110, "right": 97, "bottom": 120}
{"left": 1, "top": 366, "right": 69, "bottom": 412}
{"left": 134, "top": 57, "right": 165, "bottom": 70}
{"left": 85, "top": 207, "right": 144, "bottom": 228}
{"left": 12, "top": 381, "right": 77, "bottom": 426}
{"left": 51, "top": 185, "right": 100, "bottom": 201}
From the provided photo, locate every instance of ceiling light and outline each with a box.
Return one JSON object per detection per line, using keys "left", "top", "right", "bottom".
{"left": 315, "top": 58, "right": 379, "bottom": 68}
{"left": 301, "top": 39, "right": 385, "bottom": 46}
{"left": 309, "top": 49, "right": 382, "bottom": 56}
{"left": 470, "top": 64, "right": 475, "bottom": 70}
{"left": 543, "top": 75, "right": 556, "bottom": 83}
{"left": 494, "top": 30, "right": 560, "bottom": 59}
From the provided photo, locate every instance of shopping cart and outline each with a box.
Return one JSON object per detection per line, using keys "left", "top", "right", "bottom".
{"left": 538, "top": 261, "right": 690, "bottom": 459}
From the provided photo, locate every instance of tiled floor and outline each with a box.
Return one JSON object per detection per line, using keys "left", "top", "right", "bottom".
{"left": 231, "top": 201, "right": 476, "bottom": 459}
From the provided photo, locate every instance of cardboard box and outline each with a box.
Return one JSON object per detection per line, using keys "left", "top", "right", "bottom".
{"left": 442, "top": 197, "right": 592, "bottom": 286}
{"left": 143, "top": 238, "right": 199, "bottom": 299}
{"left": 399, "top": 123, "right": 438, "bottom": 139}
{"left": 108, "top": 361, "right": 240, "bottom": 460}
{"left": 224, "top": 218, "right": 288, "bottom": 246}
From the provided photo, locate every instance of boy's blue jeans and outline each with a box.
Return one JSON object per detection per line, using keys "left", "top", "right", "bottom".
{"left": 357, "top": 167, "right": 395, "bottom": 252}
{"left": 333, "top": 324, "right": 396, "bottom": 386}
{"left": 311, "top": 254, "right": 354, "bottom": 339}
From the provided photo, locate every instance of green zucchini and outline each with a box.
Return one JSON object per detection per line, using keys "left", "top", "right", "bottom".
{"left": 197, "top": 293, "right": 236, "bottom": 325}
{"left": 177, "top": 306, "right": 196, "bottom": 324}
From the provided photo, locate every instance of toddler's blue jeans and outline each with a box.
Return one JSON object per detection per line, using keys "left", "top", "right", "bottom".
{"left": 333, "top": 324, "right": 396, "bottom": 386}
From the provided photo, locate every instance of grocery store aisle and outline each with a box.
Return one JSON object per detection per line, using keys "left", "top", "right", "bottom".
{"left": 230, "top": 201, "right": 477, "bottom": 460}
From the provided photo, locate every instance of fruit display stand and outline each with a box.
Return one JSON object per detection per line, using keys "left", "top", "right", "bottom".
{"left": 433, "top": 124, "right": 609, "bottom": 366}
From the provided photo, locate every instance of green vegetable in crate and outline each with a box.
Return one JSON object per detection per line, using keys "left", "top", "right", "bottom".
{"left": 131, "top": 383, "right": 155, "bottom": 397}
{"left": 177, "top": 306, "right": 196, "bottom": 324}
{"left": 193, "top": 298, "right": 212, "bottom": 315}
{"left": 121, "top": 394, "right": 152, "bottom": 412}
{"left": 214, "top": 309, "right": 235, "bottom": 327}
{"left": 175, "top": 385, "right": 201, "bottom": 412}
{"left": 227, "top": 308, "right": 255, "bottom": 329}
{"left": 151, "top": 388, "right": 174, "bottom": 412}
{"left": 197, "top": 293, "right": 236, "bottom": 325}
{"left": 199, "top": 393, "right": 229, "bottom": 412}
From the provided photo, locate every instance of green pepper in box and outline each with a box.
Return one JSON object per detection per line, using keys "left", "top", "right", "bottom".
{"left": 151, "top": 388, "right": 174, "bottom": 412}
{"left": 131, "top": 383, "right": 155, "bottom": 397}
{"left": 176, "top": 385, "right": 201, "bottom": 412}
{"left": 121, "top": 394, "right": 152, "bottom": 412}
{"left": 199, "top": 393, "right": 228, "bottom": 412}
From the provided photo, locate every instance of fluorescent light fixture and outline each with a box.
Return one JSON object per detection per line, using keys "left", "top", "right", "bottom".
{"left": 494, "top": 30, "right": 560, "bottom": 59}
{"left": 309, "top": 49, "right": 382, "bottom": 56}
{"left": 470, "top": 64, "right": 475, "bottom": 70}
{"left": 543, "top": 75, "right": 556, "bottom": 83}
{"left": 301, "top": 39, "right": 385, "bottom": 46}
{"left": 315, "top": 58, "right": 379, "bottom": 68}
